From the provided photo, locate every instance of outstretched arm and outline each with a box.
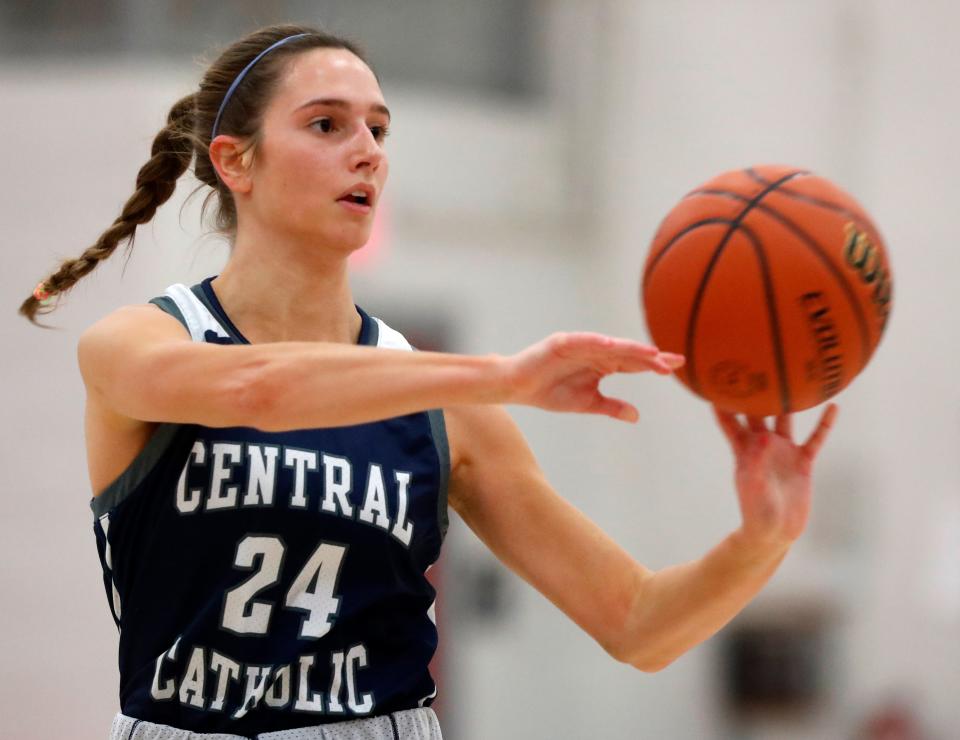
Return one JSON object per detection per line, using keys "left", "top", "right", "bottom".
{"left": 78, "top": 304, "right": 681, "bottom": 430}
{"left": 445, "top": 402, "right": 837, "bottom": 672}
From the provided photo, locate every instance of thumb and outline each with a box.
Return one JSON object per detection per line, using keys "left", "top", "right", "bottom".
{"left": 592, "top": 395, "right": 639, "bottom": 423}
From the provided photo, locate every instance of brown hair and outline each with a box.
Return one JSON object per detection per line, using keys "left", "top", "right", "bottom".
{"left": 20, "top": 23, "right": 369, "bottom": 326}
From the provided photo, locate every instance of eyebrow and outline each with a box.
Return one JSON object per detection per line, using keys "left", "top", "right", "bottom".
{"left": 295, "top": 98, "right": 391, "bottom": 120}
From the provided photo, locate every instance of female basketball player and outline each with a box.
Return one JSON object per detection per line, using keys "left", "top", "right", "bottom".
{"left": 21, "top": 24, "right": 837, "bottom": 740}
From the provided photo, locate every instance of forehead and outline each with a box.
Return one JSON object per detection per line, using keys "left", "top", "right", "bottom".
{"left": 270, "top": 47, "right": 384, "bottom": 112}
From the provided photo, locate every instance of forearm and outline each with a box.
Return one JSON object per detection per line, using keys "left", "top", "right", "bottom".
{"left": 617, "top": 529, "right": 788, "bottom": 671}
{"left": 246, "top": 343, "right": 509, "bottom": 431}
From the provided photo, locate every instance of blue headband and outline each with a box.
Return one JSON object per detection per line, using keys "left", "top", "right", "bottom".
{"left": 211, "top": 33, "right": 310, "bottom": 139}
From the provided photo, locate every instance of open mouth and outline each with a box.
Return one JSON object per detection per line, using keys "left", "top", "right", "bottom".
{"left": 341, "top": 191, "right": 370, "bottom": 206}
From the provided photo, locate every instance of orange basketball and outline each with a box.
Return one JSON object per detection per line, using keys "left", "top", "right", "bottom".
{"left": 641, "top": 165, "right": 893, "bottom": 416}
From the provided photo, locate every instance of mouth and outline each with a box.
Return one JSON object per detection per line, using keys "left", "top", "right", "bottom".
{"left": 336, "top": 184, "right": 375, "bottom": 213}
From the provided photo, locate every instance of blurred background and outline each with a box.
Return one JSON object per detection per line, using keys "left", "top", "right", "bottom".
{"left": 2, "top": 1, "right": 958, "bottom": 738}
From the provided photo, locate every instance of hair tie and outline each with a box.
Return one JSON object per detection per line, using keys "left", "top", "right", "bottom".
{"left": 211, "top": 33, "right": 310, "bottom": 140}
{"left": 34, "top": 282, "right": 54, "bottom": 306}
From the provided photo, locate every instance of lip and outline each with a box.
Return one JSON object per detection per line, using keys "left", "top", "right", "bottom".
{"left": 336, "top": 182, "right": 376, "bottom": 209}
{"left": 337, "top": 199, "right": 373, "bottom": 216}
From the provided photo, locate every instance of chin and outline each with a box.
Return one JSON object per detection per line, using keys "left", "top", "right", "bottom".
{"left": 325, "top": 226, "right": 374, "bottom": 255}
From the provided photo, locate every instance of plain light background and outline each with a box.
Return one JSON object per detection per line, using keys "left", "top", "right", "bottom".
{"left": 2, "top": 2, "right": 958, "bottom": 738}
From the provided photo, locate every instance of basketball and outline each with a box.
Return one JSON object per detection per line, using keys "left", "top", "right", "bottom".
{"left": 641, "top": 164, "right": 893, "bottom": 416}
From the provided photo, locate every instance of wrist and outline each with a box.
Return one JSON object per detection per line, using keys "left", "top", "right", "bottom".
{"left": 727, "top": 527, "right": 792, "bottom": 566}
{"left": 478, "top": 353, "right": 513, "bottom": 405}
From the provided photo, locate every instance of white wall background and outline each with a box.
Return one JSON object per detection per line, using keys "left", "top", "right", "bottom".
{"left": 2, "top": 1, "right": 957, "bottom": 738}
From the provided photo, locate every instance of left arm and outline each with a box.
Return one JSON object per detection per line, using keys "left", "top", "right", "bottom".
{"left": 445, "top": 403, "right": 837, "bottom": 672}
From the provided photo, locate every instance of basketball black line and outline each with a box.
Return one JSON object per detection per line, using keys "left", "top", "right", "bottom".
{"left": 642, "top": 217, "right": 737, "bottom": 292}
{"left": 746, "top": 167, "right": 867, "bottom": 220}
{"left": 685, "top": 188, "right": 872, "bottom": 366}
{"left": 689, "top": 187, "right": 874, "bottom": 234}
{"left": 745, "top": 167, "right": 773, "bottom": 185}
{"left": 681, "top": 171, "right": 805, "bottom": 396}
{"left": 745, "top": 167, "right": 810, "bottom": 186}
{"left": 749, "top": 204, "right": 874, "bottom": 370}
{"left": 737, "top": 222, "right": 792, "bottom": 414}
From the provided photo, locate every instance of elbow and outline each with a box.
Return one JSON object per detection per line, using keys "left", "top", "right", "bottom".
{"left": 603, "top": 568, "right": 675, "bottom": 673}
{"left": 607, "top": 640, "right": 675, "bottom": 674}
{"left": 628, "top": 654, "right": 675, "bottom": 674}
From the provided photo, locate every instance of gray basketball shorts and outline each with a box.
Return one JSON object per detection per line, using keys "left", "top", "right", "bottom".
{"left": 108, "top": 708, "right": 443, "bottom": 740}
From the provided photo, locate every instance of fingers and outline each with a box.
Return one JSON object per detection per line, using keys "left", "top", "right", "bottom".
{"left": 801, "top": 403, "right": 839, "bottom": 458}
{"left": 552, "top": 332, "right": 657, "bottom": 359}
{"left": 551, "top": 333, "right": 684, "bottom": 375}
{"left": 592, "top": 395, "right": 640, "bottom": 423}
{"left": 774, "top": 414, "right": 793, "bottom": 440}
{"left": 658, "top": 352, "right": 685, "bottom": 371}
{"left": 647, "top": 352, "right": 684, "bottom": 374}
{"left": 747, "top": 416, "right": 767, "bottom": 433}
{"left": 713, "top": 406, "right": 745, "bottom": 451}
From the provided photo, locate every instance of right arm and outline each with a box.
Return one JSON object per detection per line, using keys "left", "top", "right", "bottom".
{"left": 77, "top": 304, "right": 681, "bottom": 431}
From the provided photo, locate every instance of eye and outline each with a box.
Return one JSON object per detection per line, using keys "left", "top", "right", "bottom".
{"left": 369, "top": 124, "right": 390, "bottom": 142}
{"left": 310, "top": 117, "right": 334, "bottom": 133}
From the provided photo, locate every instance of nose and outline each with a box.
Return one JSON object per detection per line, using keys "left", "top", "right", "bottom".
{"left": 349, "top": 126, "right": 384, "bottom": 173}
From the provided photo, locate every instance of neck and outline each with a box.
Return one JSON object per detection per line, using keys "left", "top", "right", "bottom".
{"left": 211, "top": 227, "right": 362, "bottom": 345}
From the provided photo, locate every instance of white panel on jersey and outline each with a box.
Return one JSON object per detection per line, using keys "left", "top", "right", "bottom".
{"left": 99, "top": 513, "right": 122, "bottom": 621}
{"left": 374, "top": 317, "right": 413, "bottom": 351}
{"left": 163, "top": 283, "right": 230, "bottom": 343}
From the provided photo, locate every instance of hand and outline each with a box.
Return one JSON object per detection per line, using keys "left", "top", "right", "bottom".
{"left": 713, "top": 404, "right": 839, "bottom": 553}
{"left": 504, "top": 332, "right": 684, "bottom": 422}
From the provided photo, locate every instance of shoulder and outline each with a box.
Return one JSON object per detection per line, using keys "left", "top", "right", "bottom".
{"left": 79, "top": 302, "right": 189, "bottom": 346}
{"left": 77, "top": 304, "right": 190, "bottom": 385}
{"left": 79, "top": 302, "right": 190, "bottom": 347}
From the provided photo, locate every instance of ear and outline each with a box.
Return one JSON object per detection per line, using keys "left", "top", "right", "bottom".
{"left": 209, "top": 135, "right": 254, "bottom": 194}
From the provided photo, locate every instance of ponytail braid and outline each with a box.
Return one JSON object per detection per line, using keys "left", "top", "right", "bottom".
{"left": 21, "top": 24, "right": 370, "bottom": 327}
{"left": 19, "top": 92, "right": 196, "bottom": 326}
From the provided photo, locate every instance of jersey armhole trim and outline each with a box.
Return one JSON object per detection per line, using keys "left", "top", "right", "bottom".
{"left": 148, "top": 295, "right": 189, "bottom": 333}
{"left": 426, "top": 409, "right": 450, "bottom": 541}
{"left": 90, "top": 422, "right": 182, "bottom": 517}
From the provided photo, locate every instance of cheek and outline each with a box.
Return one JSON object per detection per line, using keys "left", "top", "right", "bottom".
{"left": 264, "top": 133, "right": 329, "bottom": 183}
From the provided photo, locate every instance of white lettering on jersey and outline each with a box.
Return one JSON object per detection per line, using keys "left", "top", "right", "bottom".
{"left": 345, "top": 644, "right": 374, "bottom": 714}
{"left": 171, "top": 443, "right": 420, "bottom": 549}
{"left": 265, "top": 664, "right": 292, "bottom": 709}
{"left": 150, "top": 637, "right": 181, "bottom": 701}
{"left": 206, "top": 443, "right": 243, "bottom": 511}
{"left": 179, "top": 646, "right": 207, "bottom": 709}
{"left": 293, "top": 654, "right": 325, "bottom": 713}
{"left": 284, "top": 448, "right": 318, "bottom": 509}
{"left": 209, "top": 651, "right": 242, "bottom": 712}
{"left": 358, "top": 464, "right": 390, "bottom": 531}
{"left": 232, "top": 665, "right": 273, "bottom": 719}
{"left": 149, "top": 641, "right": 378, "bottom": 718}
{"left": 327, "top": 650, "right": 346, "bottom": 715}
{"left": 391, "top": 471, "right": 415, "bottom": 546}
{"left": 176, "top": 441, "right": 207, "bottom": 513}
{"left": 320, "top": 454, "right": 354, "bottom": 518}
{"left": 243, "top": 444, "right": 280, "bottom": 506}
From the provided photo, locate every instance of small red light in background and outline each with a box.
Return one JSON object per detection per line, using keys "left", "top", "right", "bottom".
{"left": 349, "top": 197, "right": 390, "bottom": 271}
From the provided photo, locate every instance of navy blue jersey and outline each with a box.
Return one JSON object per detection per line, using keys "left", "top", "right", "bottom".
{"left": 91, "top": 276, "right": 450, "bottom": 736}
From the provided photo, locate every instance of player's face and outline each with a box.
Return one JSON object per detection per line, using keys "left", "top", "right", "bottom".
{"left": 250, "top": 47, "right": 390, "bottom": 253}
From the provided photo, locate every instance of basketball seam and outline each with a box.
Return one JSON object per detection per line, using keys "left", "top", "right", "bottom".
{"left": 745, "top": 167, "right": 871, "bottom": 221}
{"left": 738, "top": 222, "right": 792, "bottom": 413}
{"left": 685, "top": 188, "right": 872, "bottom": 367}
{"left": 682, "top": 171, "right": 805, "bottom": 396}
{"left": 642, "top": 217, "right": 737, "bottom": 291}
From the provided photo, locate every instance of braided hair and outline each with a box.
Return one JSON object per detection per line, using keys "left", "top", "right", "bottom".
{"left": 20, "top": 23, "right": 368, "bottom": 325}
